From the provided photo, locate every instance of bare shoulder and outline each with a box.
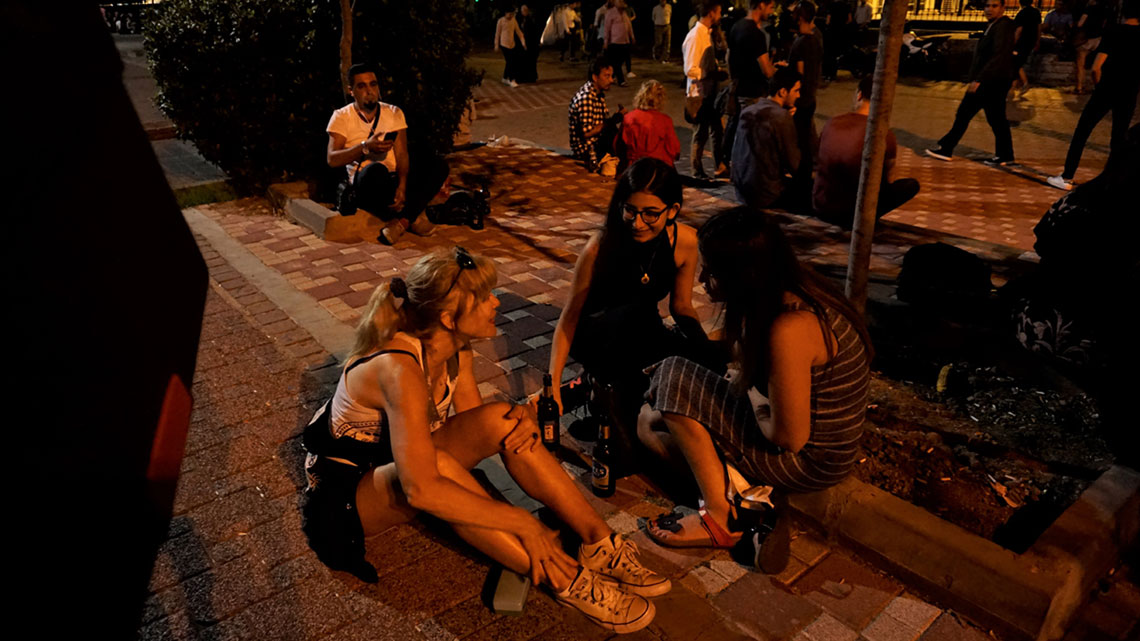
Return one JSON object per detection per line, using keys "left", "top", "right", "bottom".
{"left": 674, "top": 222, "right": 699, "bottom": 259}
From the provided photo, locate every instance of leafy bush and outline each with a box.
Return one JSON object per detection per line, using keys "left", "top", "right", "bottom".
{"left": 145, "top": 0, "right": 480, "bottom": 188}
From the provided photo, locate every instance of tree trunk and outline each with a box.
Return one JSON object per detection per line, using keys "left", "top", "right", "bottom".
{"left": 339, "top": 0, "right": 353, "bottom": 99}
{"left": 844, "top": 0, "right": 909, "bottom": 315}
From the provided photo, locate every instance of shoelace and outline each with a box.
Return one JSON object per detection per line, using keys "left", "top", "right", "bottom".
{"left": 608, "top": 538, "right": 653, "bottom": 579}
{"left": 571, "top": 570, "right": 630, "bottom": 614}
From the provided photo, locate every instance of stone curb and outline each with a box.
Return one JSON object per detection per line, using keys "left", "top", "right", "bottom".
{"left": 788, "top": 465, "right": 1139, "bottom": 640}
{"left": 182, "top": 207, "right": 355, "bottom": 358}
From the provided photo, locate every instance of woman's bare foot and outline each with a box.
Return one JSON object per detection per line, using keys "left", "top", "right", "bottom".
{"left": 646, "top": 509, "right": 740, "bottom": 549}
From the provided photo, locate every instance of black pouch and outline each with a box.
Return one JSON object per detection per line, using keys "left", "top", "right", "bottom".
{"left": 335, "top": 182, "right": 357, "bottom": 216}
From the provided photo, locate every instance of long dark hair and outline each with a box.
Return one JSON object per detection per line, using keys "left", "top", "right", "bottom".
{"left": 592, "top": 158, "right": 683, "bottom": 281}
{"left": 698, "top": 208, "right": 873, "bottom": 393}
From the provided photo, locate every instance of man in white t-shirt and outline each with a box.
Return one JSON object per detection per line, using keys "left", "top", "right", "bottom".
{"left": 326, "top": 63, "right": 448, "bottom": 244}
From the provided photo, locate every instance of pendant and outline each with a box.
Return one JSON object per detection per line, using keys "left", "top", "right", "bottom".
{"left": 641, "top": 273, "right": 650, "bottom": 285}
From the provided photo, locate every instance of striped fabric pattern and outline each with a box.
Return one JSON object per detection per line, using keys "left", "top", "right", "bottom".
{"left": 647, "top": 302, "right": 870, "bottom": 492}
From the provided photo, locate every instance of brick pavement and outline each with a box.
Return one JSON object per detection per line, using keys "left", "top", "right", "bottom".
{"left": 146, "top": 252, "right": 992, "bottom": 640}
{"left": 145, "top": 141, "right": 1079, "bottom": 640}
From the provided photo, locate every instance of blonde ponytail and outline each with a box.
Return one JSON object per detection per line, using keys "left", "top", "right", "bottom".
{"left": 349, "top": 281, "right": 403, "bottom": 361}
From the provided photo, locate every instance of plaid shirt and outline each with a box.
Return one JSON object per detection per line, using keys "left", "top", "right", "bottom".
{"left": 568, "top": 80, "right": 608, "bottom": 169}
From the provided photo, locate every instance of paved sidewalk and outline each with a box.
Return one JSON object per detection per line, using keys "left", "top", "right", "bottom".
{"left": 144, "top": 209, "right": 999, "bottom": 641}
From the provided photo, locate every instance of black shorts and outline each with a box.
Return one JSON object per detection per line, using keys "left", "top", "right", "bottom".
{"left": 300, "top": 453, "right": 385, "bottom": 582}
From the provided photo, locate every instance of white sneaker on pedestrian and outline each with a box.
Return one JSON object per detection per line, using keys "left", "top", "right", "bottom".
{"left": 501, "top": 77, "right": 510, "bottom": 86}
{"left": 1047, "top": 175, "right": 1073, "bottom": 191}
{"left": 925, "top": 147, "right": 952, "bottom": 162}
{"left": 579, "top": 534, "right": 671, "bottom": 598}
{"left": 627, "top": 71, "right": 637, "bottom": 78}
{"left": 555, "top": 567, "right": 655, "bottom": 633}
{"left": 509, "top": 79, "right": 519, "bottom": 88}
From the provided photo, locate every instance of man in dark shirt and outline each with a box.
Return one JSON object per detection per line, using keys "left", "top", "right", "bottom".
{"left": 1074, "top": 0, "right": 1108, "bottom": 94}
{"left": 926, "top": 0, "right": 1016, "bottom": 165}
{"left": 731, "top": 67, "right": 802, "bottom": 210}
{"left": 788, "top": 1, "right": 824, "bottom": 206}
{"left": 813, "top": 76, "right": 920, "bottom": 228}
{"left": 1049, "top": 0, "right": 1140, "bottom": 190}
{"left": 1012, "top": 0, "right": 1041, "bottom": 94}
{"left": 723, "top": 0, "right": 778, "bottom": 163}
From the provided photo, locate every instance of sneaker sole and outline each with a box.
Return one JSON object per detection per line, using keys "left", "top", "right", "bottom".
{"left": 557, "top": 598, "right": 655, "bottom": 633}
{"left": 924, "top": 149, "right": 951, "bottom": 161}
{"left": 612, "top": 577, "right": 672, "bottom": 598}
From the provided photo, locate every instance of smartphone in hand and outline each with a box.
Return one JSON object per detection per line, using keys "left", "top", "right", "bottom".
{"left": 383, "top": 130, "right": 398, "bottom": 141}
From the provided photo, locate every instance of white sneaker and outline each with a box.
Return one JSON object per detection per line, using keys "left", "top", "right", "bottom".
{"left": 1047, "top": 175, "right": 1073, "bottom": 191}
{"left": 579, "top": 534, "right": 671, "bottom": 597}
{"left": 501, "top": 77, "right": 510, "bottom": 86}
{"left": 509, "top": 79, "right": 519, "bottom": 88}
{"left": 555, "top": 567, "right": 655, "bottom": 633}
{"left": 627, "top": 71, "right": 637, "bottom": 78}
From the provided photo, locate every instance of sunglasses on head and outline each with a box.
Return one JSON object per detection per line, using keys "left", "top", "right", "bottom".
{"left": 442, "top": 246, "right": 477, "bottom": 298}
{"left": 622, "top": 203, "right": 671, "bottom": 225}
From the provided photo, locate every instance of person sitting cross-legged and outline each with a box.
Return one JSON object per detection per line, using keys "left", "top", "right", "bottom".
{"left": 639, "top": 210, "right": 872, "bottom": 571}
{"left": 326, "top": 62, "right": 449, "bottom": 245}
{"left": 569, "top": 58, "right": 625, "bottom": 173}
{"left": 812, "top": 76, "right": 920, "bottom": 229}
{"left": 300, "top": 247, "right": 669, "bottom": 634}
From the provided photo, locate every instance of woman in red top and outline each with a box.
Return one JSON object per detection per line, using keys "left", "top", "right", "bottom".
{"left": 617, "top": 80, "right": 681, "bottom": 173}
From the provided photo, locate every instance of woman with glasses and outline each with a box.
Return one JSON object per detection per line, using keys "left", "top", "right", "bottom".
{"left": 302, "top": 247, "right": 667, "bottom": 633}
{"left": 639, "top": 209, "right": 871, "bottom": 570}
{"left": 549, "top": 158, "right": 713, "bottom": 459}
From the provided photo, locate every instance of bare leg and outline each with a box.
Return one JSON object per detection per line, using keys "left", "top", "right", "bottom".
{"left": 434, "top": 402, "right": 610, "bottom": 546}
{"left": 356, "top": 452, "right": 547, "bottom": 584}
{"left": 1076, "top": 49, "right": 1087, "bottom": 93}
{"left": 657, "top": 411, "right": 732, "bottom": 526}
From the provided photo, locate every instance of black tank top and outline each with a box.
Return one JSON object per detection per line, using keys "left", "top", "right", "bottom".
{"left": 583, "top": 223, "right": 679, "bottom": 315}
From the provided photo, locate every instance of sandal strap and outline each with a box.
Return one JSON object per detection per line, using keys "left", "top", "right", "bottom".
{"left": 697, "top": 503, "right": 738, "bottom": 548}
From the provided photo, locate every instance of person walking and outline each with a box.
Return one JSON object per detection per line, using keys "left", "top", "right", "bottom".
{"left": 1011, "top": 0, "right": 1041, "bottom": 95}
{"left": 1048, "top": 0, "right": 1140, "bottom": 190}
{"left": 682, "top": 0, "right": 727, "bottom": 179}
{"left": 653, "top": 0, "right": 673, "bottom": 62}
{"left": 724, "top": 0, "right": 778, "bottom": 165}
{"left": 1073, "top": 0, "right": 1108, "bottom": 94}
{"left": 926, "top": 0, "right": 1017, "bottom": 166}
{"left": 605, "top": 0, "right": 636, "bottom": 86}
{"left": 788, "top": 1, "right": 824, "bottom": 205}
{"left": 495, "top": 8, "right": 527, "bottom": 88}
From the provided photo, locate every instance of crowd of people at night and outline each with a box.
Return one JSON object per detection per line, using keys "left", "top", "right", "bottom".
{"left": 303, "top": 0, "right": 1137, "bottom": 633}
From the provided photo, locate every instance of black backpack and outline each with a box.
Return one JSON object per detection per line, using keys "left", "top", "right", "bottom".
{"left": 896, "top": 243, "right": 992, "bottom": 309}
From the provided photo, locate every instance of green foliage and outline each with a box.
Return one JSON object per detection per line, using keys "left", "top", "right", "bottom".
{"left": 145, "top": 0, "right": 480, "bottom": 187}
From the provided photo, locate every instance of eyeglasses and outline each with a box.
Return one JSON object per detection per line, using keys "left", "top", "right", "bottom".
{"left": 623, "top": 203, "right": 670, "bottom": 225}
{"left": 442, "top": 246, "right": 477, "bottom": 298}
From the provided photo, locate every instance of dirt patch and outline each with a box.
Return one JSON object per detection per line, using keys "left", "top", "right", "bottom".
{"left": 853, "top": 362, "right": 1113, "bottom": 551}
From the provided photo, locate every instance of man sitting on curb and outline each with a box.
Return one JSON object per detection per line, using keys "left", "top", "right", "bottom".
{"left": 731, "top": 67, "right": 801, "bottom": 211}
{"left": 813, "top": 76, "right": 920, "bottom": 229}
{"left": 568, "top": 58, "right": 624, "bottom": 173}
{"left": 327, "top": 62, "right": 449, "bottom": 245}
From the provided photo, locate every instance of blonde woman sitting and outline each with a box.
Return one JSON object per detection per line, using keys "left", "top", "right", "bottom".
{"left": 301, "top": 247, "right": 667, "bottom": 633}
{"left": 617, "top": 80, "right": 681, "bottom": 173}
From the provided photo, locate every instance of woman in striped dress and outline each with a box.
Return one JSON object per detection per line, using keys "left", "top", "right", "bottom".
{"left": 640, "top": 208, "right": 872, "bottom": 558}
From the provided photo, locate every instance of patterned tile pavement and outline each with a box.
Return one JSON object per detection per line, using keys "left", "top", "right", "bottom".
{"left": 153, "top": 133, "right": 1140, "bottom": 640}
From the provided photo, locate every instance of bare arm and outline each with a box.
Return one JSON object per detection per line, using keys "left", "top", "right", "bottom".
{"left": 548, "top": 233, "right": 601, "bottom": 410}
{"left": 759, "top": 52, "right": 777, "bottom": 78}
{"left": 378, "top": 355, "right": 531, "bottom": 530}
{"left": 667, "top": 223, "right": 702, "bottom": 328}
{"left": 327, "top": 130, "right": 395, "bottom": 169}
{"left": 765, "top": 311, "right": 827, "bottom": 452}
{"left": 1091, "top": 51, "right": 1107, "bottom": 84}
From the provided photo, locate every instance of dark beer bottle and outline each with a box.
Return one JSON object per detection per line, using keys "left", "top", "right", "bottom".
{"left": 538, "top": 374, "right": 560, "bottom": 452}
{"left": 591, "top": 419, "right": 615, "bottom": 497}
